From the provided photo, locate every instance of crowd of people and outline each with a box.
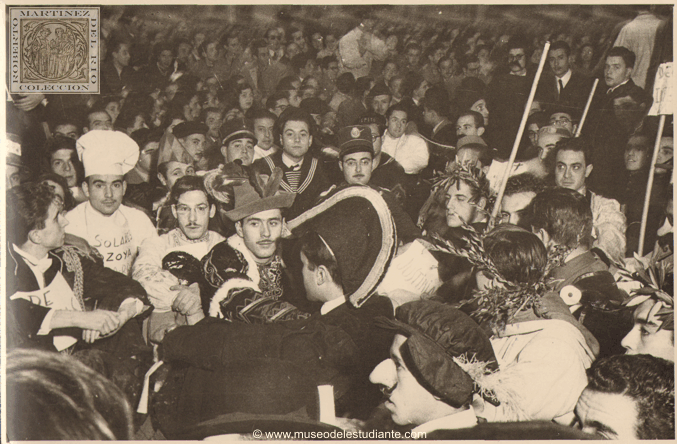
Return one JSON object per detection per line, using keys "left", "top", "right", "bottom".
{"left": 5, "top": 4, "right": 674, "bottom": 440}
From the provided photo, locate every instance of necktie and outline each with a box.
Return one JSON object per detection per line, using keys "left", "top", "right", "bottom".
{"left": 558, "top": 79, "right": 564, "bottom": 101}
{"left": 291, "top": 164, "right": 301, "bottom": 172}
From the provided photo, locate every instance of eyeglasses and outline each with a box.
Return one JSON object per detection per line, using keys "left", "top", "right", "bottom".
{"left": 371, "top": 134, "right": 381, "bottom": 142}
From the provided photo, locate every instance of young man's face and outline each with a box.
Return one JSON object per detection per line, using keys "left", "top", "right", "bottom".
{"left": 51, "top": 149, "right": 78, "bottom": 187}
{"left": 160, "top": 161, "right": 195, "bottom": 190}
{"left": 656, "top": 137, "right": 674, "bottom": 165}
{"left": 112, "top": 43, "right": 131, "bottom": 67}
{"left": 372, "top": 95, "right": 391, "bottom": 116}
{"left": 205, "top": 111, "right": 223, "bottom": 135}
{"left": 222, "top": 137, "right": 255, "bottom": 166}
{"left": 180, "top": 134, "right": 206, "bottom": 163}
{"left": 548, "top": 47, "right": 570, "bottom": 77}
{"left": 456, "top": 115, "right": 483, "bottom": 137}
{"left": 613, "top": 96, "right": 646, "bottom": 130}
{"left": 253, "top": 117, "right": 275, "bottom": 150}
{"left": 406, "top": 48, "right": 421, "bottom": 67}
{"left": 439, "top": 59, "right": 454, "bottom": 79}
{"left": 340, "top": 151, "right": 373, "bottom": 185}
{"left": 500, "top": 191, "right": 537, "bottom": 227}
{"left": 549, "top": 112, "right": 575, "bottom": 134}
{"left": 83, "top": 174, "right": 126, "bottom": 216}
{"left": 87, "top": 111, "right": 113, "bottom": 132}
{"left": 280, "top": 120, "right": 312, "bottom": 162}
{"left": 624, "top": 136, "right": 650, "bottom": 172}
{"left": 138, "top": 141, "right": 159, "bottom": 174}
{"left": 537, "top": 133, "right": 564, "bottom": 161}
{"left": 236, "top": 209, "right": 283, "bottom": 264}
{"left": 172, "top": 190, "right": 214, "bottom": 240}
{"left": 604, "top": 56, "right": 632, "bottom": 89}
{"left": 508, "top": 48, "right": 527, "bottom": 74}
{"left": 369, "top": 334, "right": 442, "bottom": 426}
{"left": 367, "top": 124, "right": 382, "bottom": 156}
{"left": 158, "top": 49, "right": 174, "bottom": 70}
{"left": 54, "top": 123, "right": 79, "bottom": 140}
{"left": 555, "top": 149, "right": 592, "bottom": 193}
{"left": 574, "top": 388, "right": 639, "bottom": 439}
{"left": 621, "top": 298, "right": 674, "bottom": 362}
{"left": 470, "top": 99, "right": 489, "bottom": 126}
{"left": 387, "top": 110, "right": 407, "bottom": 139}
{"left": 445, "top": 180, "right": 485, "bottom": 227}
{"left": 33, "top": 199, "right": 68, "bottom": 250}
{"left": 270, "top": 98, "right": 289, "bottom": 117}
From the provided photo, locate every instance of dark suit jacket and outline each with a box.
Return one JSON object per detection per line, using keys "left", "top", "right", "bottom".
{"left": 537, "top": 70, "right": 594, "bottom": 110}
{"left": 158, "top": 295, "right": 395, "bottom": 435}
{"left": 6, "top": 245, "right": 148, "bottom": 351}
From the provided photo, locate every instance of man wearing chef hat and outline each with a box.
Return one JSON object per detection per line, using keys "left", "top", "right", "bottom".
{"left": 65, "top": 130, "right": 158, "bottom": 276}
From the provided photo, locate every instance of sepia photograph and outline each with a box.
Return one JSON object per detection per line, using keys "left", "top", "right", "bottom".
{"left": 3, "top": 3, "right": 674, "bottom": 441}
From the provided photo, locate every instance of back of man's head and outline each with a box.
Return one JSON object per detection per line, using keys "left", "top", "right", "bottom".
{"left": 529, "top": 187, "right": 593, "bottom": 249}
{"left": 585, "top": 354, "right": 674, "bottom": 439}
{"left": 7, "top": 182, "right": 57, "bottom": 247}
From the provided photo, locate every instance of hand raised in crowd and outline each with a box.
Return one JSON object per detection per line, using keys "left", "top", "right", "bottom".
{"left": 14, "top": 93, "right": 45, "bottom": 112}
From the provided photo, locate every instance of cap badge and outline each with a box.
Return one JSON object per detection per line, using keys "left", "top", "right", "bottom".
{"left": 351, "top": 127, "right": 361, "bottom": 138}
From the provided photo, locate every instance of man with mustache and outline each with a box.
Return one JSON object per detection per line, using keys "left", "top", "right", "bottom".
{"left": 486, "top": 36, "right": 535, "bottom": 159}
{"left": 132, "top": 175, "right": 225, "bottom": 343}
{"left": 65, "top": 131, "right": 157, "bottom": 276}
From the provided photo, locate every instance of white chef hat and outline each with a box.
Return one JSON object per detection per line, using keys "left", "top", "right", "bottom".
{"left": 76, "top": 130, "right": 140, "bottom": 177}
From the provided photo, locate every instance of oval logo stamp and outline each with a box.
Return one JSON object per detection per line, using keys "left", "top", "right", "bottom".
{"left": 9, "top": 7, "right": 99, "bottom": 93}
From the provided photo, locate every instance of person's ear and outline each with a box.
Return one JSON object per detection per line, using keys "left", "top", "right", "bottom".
{"left": 235, "top": 221, "right": 244, "bottom": 238}
{"left": 82, "top": 180, "right": 90, "bottom": 198}
{"left": 209, "top": 204, "right": 216, "bottom": 218}
{"left": 158, "top": 173, "right": 168, "bottom": 188}
{"left": 316, "top": 265, "right": 328, "bottom": 286}
{"left": 572, "top": 123, "right": 578, "bottom": 135}
{"left": 220, "top": 145, "right": 229, "bottom": 162}
{"left": 171, "top": 204, "right": 178, "bottom": 220}
{"left": 534, "top": 228, "right": 551, "bottom": 248}
{"left": 477, "top": 127, "right": 485, "bottom": 137}
{"left": 338, "top": 161, "right": 344, "bottom": 172}
{"left": 477, "top": 196, "right": 488, "bottom": 211}
{"left": 585, "top": 163, "right": 593, "bottom": 178}
{"left": 122, "top": 180, "right": 127, "bottom": 196}
{"left": 27, "top": 229, "right": 41, "bottom": 245}
{"left": 83, "top": 127, "right": 90, "bottom": 134}
{"left": 308, "top": 134, "right": 313, "bottom": 147}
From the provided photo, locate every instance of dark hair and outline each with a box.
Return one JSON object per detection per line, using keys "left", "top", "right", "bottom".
{"left": 249, "top": 108, "right": 277, "bottom": 124}
{"left": 549, "top": 40, "right": 571, "bottom": 57}
{"left": 276, "top": 107, "right": 315, "bottom": 137}
{"left": 585, "top": 354, "right": 674, "bottom": 440}
{"left": 402, "top": 72, "right": 425, "bottom": 97}
{"left": 529, "top": 187, "right": 593, "bottom": 249}
{"left": 504, "top": 174, "right": 545, "bottom": 197}
{"left": 385, "top": 102, "right": 409, "bottom": 120}
{"left": 38, "top": 172, "right": 76, "bottom": 211}
{"left": 506, "top": 36, "right": 529, "bottom": 55}
{"left": 463, "top": 54, "right": 480, "bottom": 68}
{"left": 276, "top": 75, "right": 300, "bottom": 93}
{"left": 423, "top": 86, "right": 449, "bottom": 117}
{"left": 115, "top": 106, "right": 148, "bottom": 132}
{"left": 457, "top": 110, "right": 485, "bottom": 129}
{"left": 7, "top": 182, "right": 58, "bottom": 246}
{"left": 201, "top": 106, "right": 223, "bottom": 122}
{"left": 107, "top": 38, "right": 130, "bottom": 59}
{"left": 170, "top": 174, "right": 212, "bottom": 207}
{"left": 554, "top": 137, "right": 592, "bottom": 166}
{"left": 85, "top": 105, "right": 111, "bottom": 128}
{"left": 6, "top": 348, "right": 134, "bottom": 440}
{"left": 299, "top": 230, "right": 341, "bottom": 286}
{"left": 607, "top": 46, "right": 636, "bottom": 69}
{"left": 483, "top": 225, "right": 547, "bottom": 285}
{"left": 154, "top": 42, "right": 174, "bottom": 59}
{"left": 251, "top": 38, "right": 268, "bottom": 54}
{"left": 50, "top": 116, "right": 82, "bottom": 136}
{"left": 266, "top": 91, "right": 289, "bottom": 110}
{"left": 336, "top": 72, "right": 356, "bottom": 95}
{"left": 319, "top": 55, "right": 337, "bottom": 70}
{"left": 404, "top": 42, "right": 422, "bottom": 54}
{"left": 291, "top": 53, "right": 312, "bottom": 73}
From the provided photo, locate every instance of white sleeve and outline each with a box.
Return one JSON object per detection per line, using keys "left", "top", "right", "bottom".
{"left": 132, "top": 236, "right": 180, "bottom": 312}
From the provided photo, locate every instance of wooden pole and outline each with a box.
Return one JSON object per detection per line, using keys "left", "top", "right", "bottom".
{"left": 491, "top": 41, "right": 551, "bottom": 221}
{"left": 574, "top": 78, "right": 599, "bottom": 138}
{"left": 637, "top": 114, "right": 667, "bottom": 256}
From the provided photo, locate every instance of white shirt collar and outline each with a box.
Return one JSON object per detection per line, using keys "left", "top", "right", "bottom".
{"left": 411, "top": 407, "right": 477, "bottom": 436}
{"left": 557, "top": 69, "right": 572, "bottom": 88}
{"left": 320, "top": 296, "right": 346, "bottom": 315}
{"left": 281, "top": 152, "right": 304, "bottom": 169}
{"left": 608, "top": 79, "right": 629, "bottom": 94}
